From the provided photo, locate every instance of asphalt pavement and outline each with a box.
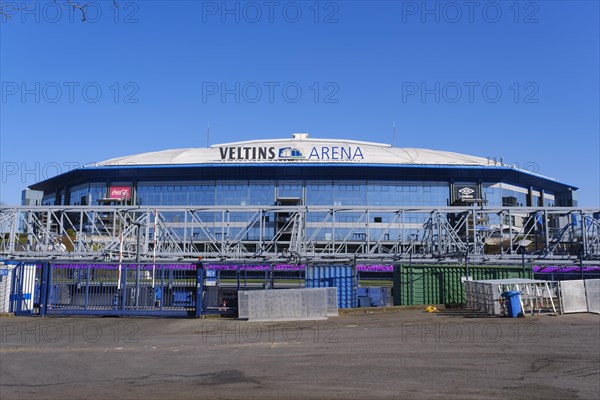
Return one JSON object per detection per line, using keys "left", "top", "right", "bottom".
{"left": 1, "top": 311, "right": 599, "bottom": 399}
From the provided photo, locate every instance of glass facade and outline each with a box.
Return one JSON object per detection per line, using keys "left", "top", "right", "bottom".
{"left": 42, "top": 193, "right": 55, "bottom": 206}
{"left": 137, "top": 182, "right": 279, "bottom": 206}
{"left": 68, "top": 183, "right": 106, "bottom": 206}
{"left": 483, "top": 183, "right": 528, "bottom": 207}
{"left": 136, "top": 180, "right": 449, "bottom": 242}
{"left": 43, "top": 180, "right": 568, "bottom": 209}
{"left": 483, "top": 183, "right": 556, "bottom": 208}
{"left": 543, "top": 193, "right": 556, "bottom": 207}
{"left": 135, "top": 181, "right": 452, "bottom": 207}
{"left": 137, "top": 184, "right": 215, "bottom": 206}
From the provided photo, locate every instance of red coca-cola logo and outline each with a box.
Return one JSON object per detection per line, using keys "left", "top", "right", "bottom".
{"left": 109, "top": 186, "right": 131, "bottom": 199}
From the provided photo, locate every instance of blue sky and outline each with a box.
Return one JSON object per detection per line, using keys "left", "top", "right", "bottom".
{"left": 1, "top": 0, "right": 598, "bottom": 206}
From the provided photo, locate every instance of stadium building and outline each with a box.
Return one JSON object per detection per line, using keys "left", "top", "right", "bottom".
{"left": 6, "top": 133, "right": 596, "bottom": 314}
{"left": 17, "top": 132, "right": 588, "bottom": 268}
{"left": 29, "top": 133, "right": 576, "bottom": 209}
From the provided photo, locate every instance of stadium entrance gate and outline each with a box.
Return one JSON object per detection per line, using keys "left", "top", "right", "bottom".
{"left": 8, "top": 262, "right": 204, "bottom": 317}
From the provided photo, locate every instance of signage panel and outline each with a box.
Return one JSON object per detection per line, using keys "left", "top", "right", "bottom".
{"left": 205, "top": 269, "right": 217, "bottom": 278}
{"left": 108, "top": 186, "right": 131, "bottom": 200}
{"left": 217, "top": 145, "right": 365, "bottom": 162}
{"left": 454, "top": 184, "right": 479, "bottom": 201}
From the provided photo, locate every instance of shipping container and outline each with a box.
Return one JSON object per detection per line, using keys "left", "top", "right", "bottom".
{"left": 393, "top": 264, "right": 532, "bottom": 306}
{"left": 305, "top": 265, "right": 357, "bottom": 308}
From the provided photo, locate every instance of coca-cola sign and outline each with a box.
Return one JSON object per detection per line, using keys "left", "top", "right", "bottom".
{"left": 109, "top": 186, "right": 131, "bottom": 199}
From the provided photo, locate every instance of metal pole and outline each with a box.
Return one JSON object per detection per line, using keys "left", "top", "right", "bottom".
{"left": 120, "top": 261, "right": 127, "bottom": 315}
{"left": 522, "top": 248, "right": 526, "bottom": 277}
{"left": 118, "top": 231, "right": 123, "bottom": 290}
{"left": 472, "top": 209, "right": 477, "bottom": 254}
{"left": 85, "top": 264, "right": 90, "bottom": 310}
{"left": 580, "top": 211, "right": 587, "bottom": 257}
{"left": 195, "top": 263, "right": 204, "bottom": 318}
{"left": 409, "top": 251, "right": 413, "bottom": 305}
{"left": 152, "top": 209, "right": 157, "bottom": 288}
{"left": 580, "top": 249, "right": 584, "bottom": 280}
{"left": 135, "top": 222, "right": 142, "bottom": 308}
{"left": 508, "top": 209, "right": 513, "bottom": 255}
{"left": 499, "top": 211, "right": 504, "bottom": 255}
{"left": 544, "top": 210, "right": 549, "bottom": 254}
{"left": 465, "top": 250, "right": 469, "bottom": 282}
{"left": 39, "top": 262, "right": 50, "bottom": 317}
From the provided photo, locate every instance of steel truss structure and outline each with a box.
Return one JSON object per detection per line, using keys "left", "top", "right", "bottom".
{"left": 1, "top": 206, "right": 599, "bottom": 264}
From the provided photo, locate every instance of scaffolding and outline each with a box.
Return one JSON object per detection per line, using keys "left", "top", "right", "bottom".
{"left": 1, "top": 205, "right": 598, "bottom": 264}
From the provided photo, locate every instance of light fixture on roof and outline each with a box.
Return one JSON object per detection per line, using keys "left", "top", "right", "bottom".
{"left": 292, "top": 133, "right": 309, "bottom": 140}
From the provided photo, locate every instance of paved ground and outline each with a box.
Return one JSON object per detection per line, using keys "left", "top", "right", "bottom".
{"left": 1, "top": 311, "right": 599, "bottom": 399}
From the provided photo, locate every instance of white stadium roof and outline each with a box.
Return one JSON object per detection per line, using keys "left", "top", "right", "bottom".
{"left": 95, "top": 133, "right": 502, "bottom": 168}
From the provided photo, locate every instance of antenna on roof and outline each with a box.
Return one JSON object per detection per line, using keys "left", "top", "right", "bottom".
{"left": 392, "top": 120, "right": 396, "bottom": 147}
{"left": 206, "top": 123, "right": 210, "bottom": 147}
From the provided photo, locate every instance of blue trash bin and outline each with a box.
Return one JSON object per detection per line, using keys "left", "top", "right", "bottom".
{"left": 501, "top": 291, "right": 522, "bottom": 318}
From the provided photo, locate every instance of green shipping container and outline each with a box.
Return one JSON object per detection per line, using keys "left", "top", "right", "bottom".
{"left": 392, "top": 264, "right": 532, "bottom": 306}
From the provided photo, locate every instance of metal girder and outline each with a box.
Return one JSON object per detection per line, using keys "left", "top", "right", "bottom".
{"left": 1, "top": 205, "right": 599, "bottom": 265}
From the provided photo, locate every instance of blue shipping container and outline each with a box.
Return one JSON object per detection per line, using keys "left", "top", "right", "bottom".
{"left": 305, "top": 265, "right": 357, "bottom": 308}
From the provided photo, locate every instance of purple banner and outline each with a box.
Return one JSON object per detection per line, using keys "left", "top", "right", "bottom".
{"left": 533, "top": 265, "right": 600, "bottom": 273}
{"left": 48, "top": 263, "right": 396, "bottom": 272}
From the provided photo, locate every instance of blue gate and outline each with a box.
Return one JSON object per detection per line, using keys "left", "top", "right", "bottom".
{"left": 10, "top": 262, "right": 204, "bottom": 317}
{"left": 7, "top": 262, "right": 40, "bottom": 315}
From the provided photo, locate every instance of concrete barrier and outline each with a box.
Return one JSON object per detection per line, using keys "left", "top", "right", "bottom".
{"left": 585, "top": 279, "right": 600, "bottom": 314}
{"left": 325, "top": 287, "right": 338, "bottom": 317}
{"left": 560, "top": 280, "right": 589, "bottom": 313}
{"left": 238, "top": 288, "right": 333, "bottom": 321}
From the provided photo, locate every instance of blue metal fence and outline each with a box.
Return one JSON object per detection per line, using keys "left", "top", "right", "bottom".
{"left": 9, "top": 262, "right": 364, "bottom": 315}
{"left": 10, "top": 262, "right": 204, "bottom": 317}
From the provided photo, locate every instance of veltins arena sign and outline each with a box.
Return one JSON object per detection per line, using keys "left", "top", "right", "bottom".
{"left": 218, "top": 145, "right": 365, "bottom": 161}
